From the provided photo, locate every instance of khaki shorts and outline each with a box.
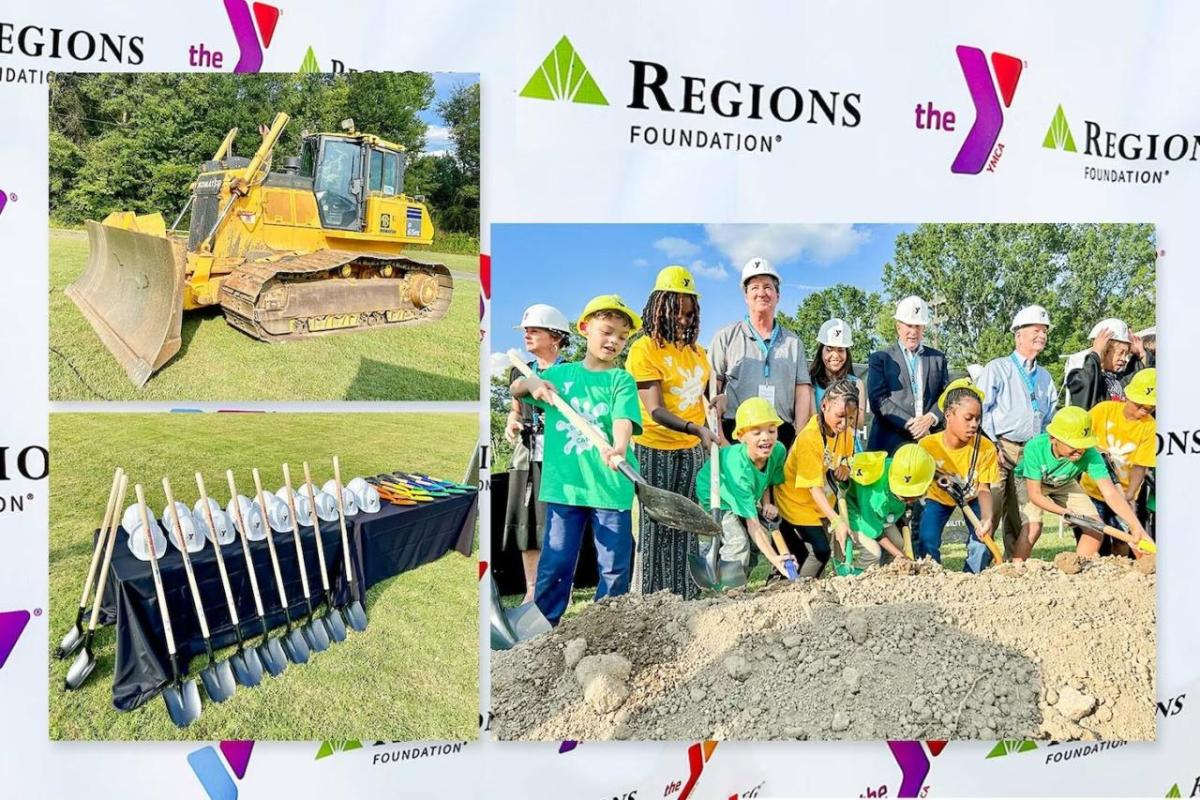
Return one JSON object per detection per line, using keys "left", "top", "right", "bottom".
{"left": 1022, "top": 480, "right": 1095, "bottom": 525}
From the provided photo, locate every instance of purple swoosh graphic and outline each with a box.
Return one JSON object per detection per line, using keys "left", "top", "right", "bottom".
{"left": 224, "top": 0, "right": 263, "bottom": 73}
{"left": 0, "top": 191, "right": 8, "bottom": 216}
{"left": 887, "top": 741, "right": 930, "bottom": 798}
{"left": 0, "top": 610, "right": 31, "bottom": 669}
{"left": 951, "top": 45, "right": 1002, "bottom": 175}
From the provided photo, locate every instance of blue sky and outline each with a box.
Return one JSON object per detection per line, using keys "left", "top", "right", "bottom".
{"left": 491, "top": 223, "right": 916, "bottom": 370}
{"left": 419, "top": 73, "right": 478, "bottom": 156}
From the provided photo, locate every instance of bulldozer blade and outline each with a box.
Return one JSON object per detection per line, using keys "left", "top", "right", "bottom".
{"left": 66, "top": 220, "right": 185, "bottom": 387}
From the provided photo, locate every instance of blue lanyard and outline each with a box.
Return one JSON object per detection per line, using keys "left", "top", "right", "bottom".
{"left": 528, "top": 356, "right": 564, "bottom": 424}
{"left": 901, "top": 344, "right": 920, "bottom": 398}
{"left": 745, "top": 317, "right": 781, "bottom": 378}
{"left": 1009, "top": 352, "right": 1040, "bottom": 412}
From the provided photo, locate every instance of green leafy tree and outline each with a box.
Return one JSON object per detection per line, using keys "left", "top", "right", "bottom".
{"left": 778, "top": 284, "right": 888, "bottom": 365}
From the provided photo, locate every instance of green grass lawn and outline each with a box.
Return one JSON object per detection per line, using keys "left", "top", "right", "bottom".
{"left": 49, "top": 228, "right": 480, "bottom": 401}
{"left": 49, "top": 412, "right": 478, "bottom": 741}
{"left": 505, "top": 512, "right": 1079, "bottom": 622}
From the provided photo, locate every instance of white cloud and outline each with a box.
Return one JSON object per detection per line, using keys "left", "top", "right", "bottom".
{"left": 425, "top": 124, "right": 451, "bottom": 142}
{"left": 652, "top": 236, "right": 701, "bottom": 260}
{"left": 489, "top": 351, "right": 514, "bottom": 379}
{"left": 703, "top": 224, "right": 870, "bottom": 268}
{"left": 632, "top": 257, "right": 649, "bottom": 268}
{"left": 689, "top": 259, "right": 729, "bottom": 281}
{"left": 423, "top": 149, "right": 451, "bottom": 159}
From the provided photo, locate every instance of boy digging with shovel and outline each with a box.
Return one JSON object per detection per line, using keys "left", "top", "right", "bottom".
{"left": 511, "top": 295, "right": 644, "bottom": 626}
{"left": 694, "top": 397, "right": 791, "bottom": 581}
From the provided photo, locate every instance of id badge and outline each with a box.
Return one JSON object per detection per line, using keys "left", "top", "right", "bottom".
{"left": 758, "top": 384, "right": 776, "bottom": 406}
{"left": 532, "top": 434, "right": 545, "bottom": 462}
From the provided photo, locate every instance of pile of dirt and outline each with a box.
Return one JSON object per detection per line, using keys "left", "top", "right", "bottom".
{"left": 493, "top": 557, "right": 1156, "bottom": 741}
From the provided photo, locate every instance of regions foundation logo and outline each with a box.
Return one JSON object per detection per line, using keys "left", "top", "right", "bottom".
{"left": 0, "top": 610, "right": 31, "bottom": 670}
{"left": 188, "top": 741, "right": 255, "bottom": 800}
{"left": 915, "top": 45, "right": 1023, "bottom": 175}
{"left": 520, "top": 36, "right": 607, "bottom": 105}
{"left": 986, "top": 739, "right": 1038, "bottom": 758}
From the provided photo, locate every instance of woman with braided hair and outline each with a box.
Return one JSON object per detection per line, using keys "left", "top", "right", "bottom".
{"left": 774, "top": 378, "right": 858, "bottom": 578}
{"left": 625, "top": 265, "right": 713, "bottom": 598}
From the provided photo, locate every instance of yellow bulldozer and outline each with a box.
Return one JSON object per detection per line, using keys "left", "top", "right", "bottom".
{"left": 67, "top": 112, "right": 454, "bottom": 386}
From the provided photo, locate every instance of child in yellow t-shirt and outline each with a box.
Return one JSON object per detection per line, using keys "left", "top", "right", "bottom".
{"left": 1081, "top": 368, "right": 1156, "bottom": 557}
{"left": 775, "top": 379, "right": 857, "bottom": 578}
{"left": 918, "top": 378, "right": 999, "bottom": 573}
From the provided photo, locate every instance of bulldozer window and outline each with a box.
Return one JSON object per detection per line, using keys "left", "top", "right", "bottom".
{"left": 300, "top": 138, "right": 318, "bottom": 177}
{"left": 315, "top": 139, "right": 362, "bottom": 229}
{"left": 369, "top": 149, "right": 400, "bottom": 196}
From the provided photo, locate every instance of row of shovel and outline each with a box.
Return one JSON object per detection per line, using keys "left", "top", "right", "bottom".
{"left": 57, "top": 457, "right": 369, "bottom": 729}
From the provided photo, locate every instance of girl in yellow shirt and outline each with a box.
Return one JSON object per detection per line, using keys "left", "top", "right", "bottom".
{"left": 775, "top": 379, "right": 857, "bottom": 578}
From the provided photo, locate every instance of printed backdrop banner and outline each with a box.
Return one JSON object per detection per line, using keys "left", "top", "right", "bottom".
{"left": 1, "top": 0, "right": 1197, "bottom": 797}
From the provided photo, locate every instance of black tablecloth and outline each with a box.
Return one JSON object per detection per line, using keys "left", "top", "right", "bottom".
{"left": 99, "top": 491, "right": 477, "bottom": 711}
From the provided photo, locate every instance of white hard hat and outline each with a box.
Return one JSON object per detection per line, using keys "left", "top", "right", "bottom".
{"left": 894, "top": 295, "right": 931, "bottom": 325}
{"left": 1089, "top": 317, "right": 1130, "bottom": 343}
{"left": 192, "top": 497, "right": 236, "bottom": 545}
{"left": 515, "top": 304, "right": 571, "bottom": 334}
{"left": 1010, "top": 304, "right": 1052, "bottom": 332}
{"left": 121, "top": 503, "right": 148, "bottom": 534}
{"left": 347, "top": 476, "right": 382, "bottom": 514}
{"left": 323, "top": 479, "right": 360, "bottom": 517}
{"left": 817, "top": 318, "right": 853, "bottom": 348}
{"left": 263, "top": 493, "right": 293, "bottom": 532}
{"left": 125, "top": 518, "right": 169, "bottom": 561}
{"left": 227, "top": 495, "right": 267, "bottom": 541}
{"left": 741, "top": 257, "right": 780, "bottom": 287}
{"left": 312, "top": 490, "right": 340, "bottom": 522}
{"left": 161, "top": 502, "right": 205, "bottom": 553}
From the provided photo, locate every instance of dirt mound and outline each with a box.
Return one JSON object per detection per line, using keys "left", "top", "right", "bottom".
{"left": 493, "top": 557, "right": 1155, "bottom": 741}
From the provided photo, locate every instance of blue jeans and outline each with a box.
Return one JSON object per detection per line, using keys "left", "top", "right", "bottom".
{"left": 919, "top": 499, "right": 991, "bottom": 573}
{"left": 535, "top": 503, "right": 633, "bottom": 625}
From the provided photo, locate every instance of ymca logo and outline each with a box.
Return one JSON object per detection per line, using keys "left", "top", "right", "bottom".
{"left": 224, "top": 0, "right": 281, "bottom": 73}
{"left": 887, "top": 740, "right": 946, "bottom": 798}
{"left": 188, "top": 741, "right": 255, "bottom": 800}
{"left": 519, "top": 36, "right": 608, "bottom": 105}
{"left": 914, "top": 46, "right": 1023, "bottom": 175}
{"left": 0, "top": 610, "right": 31, "bottom": 670}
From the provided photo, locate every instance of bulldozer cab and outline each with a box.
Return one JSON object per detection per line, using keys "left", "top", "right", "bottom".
{"left": 302, "top": 134, "right": 410, "bottom": 234}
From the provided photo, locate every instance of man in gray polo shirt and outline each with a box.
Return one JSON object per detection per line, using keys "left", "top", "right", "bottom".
{"left": 711, "top": 257, "right": 813, "bottom": 449}
{"left": 977, "top": 304, "right": 1058, "bottom": 560}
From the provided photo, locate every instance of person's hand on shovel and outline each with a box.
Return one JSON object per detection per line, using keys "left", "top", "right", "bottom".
{"left": 831, "top": 517, "right": 850, "bottom": 551}
{"left": 527, "top": 376, "right": 559, "bottom": 404}
{"left": 761, "top": 501, "right": 779, "bottom": 521}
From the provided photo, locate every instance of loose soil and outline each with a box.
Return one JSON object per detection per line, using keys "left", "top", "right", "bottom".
{"left": 494, "top": 557, "right": 1155, "bottom": 741}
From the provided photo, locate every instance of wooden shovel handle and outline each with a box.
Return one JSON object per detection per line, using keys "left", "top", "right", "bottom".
{"left": 508, "top": 351, "right": 617, "bottom": 456}
{"left": 85, "top": 472, "right": 127, "bottom": 632}
{"left": 960, "top": 502, "right": 1003, "bottom": 564}
{"left": 80, "top": 467, "right": 123, "bottom": 608}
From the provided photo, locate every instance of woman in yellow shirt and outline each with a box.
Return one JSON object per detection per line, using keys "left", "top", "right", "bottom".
{"left": 626, "top": 266, "right": 713, "bottom": 598}
{"left": 917, "top": 378, "right": 998, "bottom": 572}
{"left": 775, "top": 379, "right": 858, "bottom": 578}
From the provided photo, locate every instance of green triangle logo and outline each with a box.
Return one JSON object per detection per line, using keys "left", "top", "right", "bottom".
{"left": 985, "top": 739, "right": 1038, "bottom": 758}
{"left": 315, "top": 739, "right": 363, "bottom": 760}
{"left": 1042, "top": 104, "right": 1077, "bottom": 152}
{"left": 1166, "top": 785, "right": 1181, "bottom": 798}
{"left": 299, "top": 46, "right": 320, "bottom": 74}
{"left": 519, "top": 36, "right": 608, "bottom": 105}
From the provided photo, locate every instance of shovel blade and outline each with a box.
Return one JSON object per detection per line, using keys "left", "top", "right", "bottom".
{"left": 635, "top": 483, "right": 722, "bottom": 536}
{"left": 687, "top": 551, "right": 721, "bottom": 591}
{"left": 259, "top": 638, "right": 288, "bottom": 677}
{"left": 162, "top": 678, "right": 202, "bottom": 728}
{"left": 344, "top": 601, "right": 368, "bottom": 632}
{"left": 64, "top": 647, "right": 97, "bottom": 691}
{"left": 66, "top": 217, "right": 185, "bottom": 387}
{"left": 56, "top": 624, "right": 84, "bottom": 660}
{"left": 201, "top": 660, "right": 237, "bottom": 703}
{"left": 283, "top": 628, "right": 311, "bottom": 664}
{"left": 717, "top": 559, "right": 748, "bottom": 589}
{"left": 506, "top": 601, "right": 552, "bottom": 643}
{"left": 304, "top": 619, "right": 331, "bottom": 652}
{"left": 323, "top": 608, "right": 348, "bottom": 642}
{"left": 230, "top": 649, "right": 263, "bottom": 688}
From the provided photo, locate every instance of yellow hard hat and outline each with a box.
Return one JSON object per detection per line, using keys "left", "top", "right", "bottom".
{"left": 1045, "top": 406, "right": 1099, "bottom": 450}
{"left": 653, "top": 265, "right": 701, "bottom": 297}
{"left": 937, "top": 377, "right": 985, "bottom": 411}
{"left": 888, "top": 444, "right": 936, "bottom": 498}
{"left": 1126, "top": 368, "right": 1156, "bottom": 406}
{"left": 733, "top": 397, "right": 784, "bottom": 439}
{"left": 851, "top": 451, "right": 886, "bottom": 486}
{"left": 577, "top": 294, "right": 643, "bottom": 335}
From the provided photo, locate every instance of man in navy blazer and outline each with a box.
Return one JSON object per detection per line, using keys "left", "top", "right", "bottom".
{"left": 867, "top": 295, "right": 950, "bottom": 454}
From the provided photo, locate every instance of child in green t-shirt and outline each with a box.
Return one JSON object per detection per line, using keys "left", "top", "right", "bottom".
{"left": 695, "top": 397, "right": 789, "bottom": 578}
{"left": 510, "top": 295, "right": 644, "bottom": 625}
{"left": 1015, "top": 405, "right": 1152, "bottom": 561}
{"left": 843, "top": 445, "right": 934, "bottom": 572}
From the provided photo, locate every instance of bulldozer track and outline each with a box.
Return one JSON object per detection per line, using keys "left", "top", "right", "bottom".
{"left": 218, "top": 249, "right": 453, "bottom": 342}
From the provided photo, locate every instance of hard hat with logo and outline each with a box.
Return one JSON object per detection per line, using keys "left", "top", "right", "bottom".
{"left": 192, "top": 497, "right": 236, "bottom": 545}
{"left": 312, "top": 489, "right": 340, "bottom": 522}
{"left": 894, "top": 295, "right": 931, "bottom": 326}
{"left": 817, "top": 318, "right": 853, "bottom": 348}
{"left": 577, "top": 294, "right": 643, "bottom": 334}
{"left": 1088, "top": 317, "right": 1131, "bottom": 343}
{"left": 1126, "top": 368, "right": 1156, "bottom": 406}
{"left": 227, "top": 495, "right": 267, "bottom": 541}
{"left": 741, "top": 257, "right": 781, "bottom": 288}
{"left": 1010, "top": 305, "right": 1052, "bottom": 331}
{"left": 323, "top": 479, "right": 361, "bottom": 517}
{"left": 888, "top": 444, "right": 936, "bottom": 498}
{"left": 515, "top": 303, "right": 571, "bottom": 334}
{"left": 851, "top": 451, "right": 886, "bottom": 486}
{"left": 347, "top": 476, "right": 383, "bottom": 514}
{"left": 1046, "top": 406, "right": 1099, "bottom": 450}
{"left": 733, "top": 396, "right": 785, "bottom": 439}
{"left": 161, "top": 502, "right": 205, "bottom": 553}
{"left": 125, "top": 517, "right": 169, "bottom": 561}
{"left": 653, "top": 265, "right": 700, "bottom": 296}
{"left": 937, "top": 377, "right": 985, "bottom": 411}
